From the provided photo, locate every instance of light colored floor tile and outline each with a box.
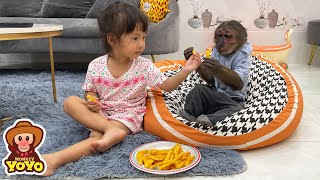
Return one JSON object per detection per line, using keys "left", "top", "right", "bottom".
{"left": 164, "top": 142, "right": 320, "bottom": 180}
{"left": 306, "top": 112, "right": 320, "bottom": 126}
{"left": 288, "top": 65, "right": 320, "bottom": 96}
{"left": 237, "top": 141, "right": 320, "bottom": 180}
{"left": 285, "top": 113, "right": 320, "bottom": 142}
{"left": 288, "top": 64, "right": 320, "bottom": 72}
{"left": 301, "top": 95, "right": 320, "bottom": 125}
{"left": 294, "top": 82, "right": 320, "bottom": 96}
{"left": 303, "top": 95, "right": 320, "bottom": 109}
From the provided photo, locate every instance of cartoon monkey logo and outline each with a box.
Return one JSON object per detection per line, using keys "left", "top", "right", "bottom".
{"left": 2, "top": 119, "right": 46, "bottom": 175}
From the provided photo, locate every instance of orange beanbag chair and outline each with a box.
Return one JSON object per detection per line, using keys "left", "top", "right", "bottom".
{"left": 143, "top": 54, "right": 303, "bottom": 150}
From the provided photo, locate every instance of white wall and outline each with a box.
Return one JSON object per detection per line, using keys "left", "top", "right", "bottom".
{"left": 156, "top": 0, "right": 320, "bottom": 66}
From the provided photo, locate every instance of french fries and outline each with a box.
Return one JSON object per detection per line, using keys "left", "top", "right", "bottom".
{"left": 136, "top": 143, "right": 195, "bottom": 170}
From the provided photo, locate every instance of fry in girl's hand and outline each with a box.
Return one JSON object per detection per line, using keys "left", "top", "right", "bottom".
{"left": 86, "top": 95, "right": 97, "bottom": 102}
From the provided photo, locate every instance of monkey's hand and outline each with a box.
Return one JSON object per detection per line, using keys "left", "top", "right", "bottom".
{"left": 197, "top": 58, "right": 222, "bottom": 83}
{"left": 202, "top": 58, "right": 223, "bottom": 75}
{"left": 183, "top": 47, "right": 194, "bottom": 60}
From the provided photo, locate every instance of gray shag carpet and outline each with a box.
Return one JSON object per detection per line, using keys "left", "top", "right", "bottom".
{"left": 0, "top": 70, "right": 247, "bottom": 179}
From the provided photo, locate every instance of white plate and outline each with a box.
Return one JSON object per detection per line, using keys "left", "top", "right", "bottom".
{"left": 130, "top": 141, "right": 201, "bottom": 175}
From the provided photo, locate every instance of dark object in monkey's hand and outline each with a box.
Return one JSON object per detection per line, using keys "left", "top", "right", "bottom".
{"left": 183, "top": 47, "right": 194, "bottom": 60}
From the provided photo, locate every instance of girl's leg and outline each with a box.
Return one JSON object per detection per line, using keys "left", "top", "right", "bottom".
{"left": 63, "top": 96, "right": 131, "bottom": 152}
{"left": 63, "top": 96, "right": 124, "bottom": 133}
{"left": 42, "top": 131, "right": 103, "bottom": 176}
{"left": 91, "top": 120, "right": 129, "bottom": 152}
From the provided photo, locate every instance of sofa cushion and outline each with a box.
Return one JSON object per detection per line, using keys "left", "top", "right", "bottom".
{"left": 0, "top": 0, "right": 43, "bottom": 17}
{"left": 140, "top": 0, "right": 170, "bottom": 23}
{"left": 86, "top": 0, "right": 139, "bottom": 18}
{"left": 41, "top": 0, "right": 95, "bottom": 18}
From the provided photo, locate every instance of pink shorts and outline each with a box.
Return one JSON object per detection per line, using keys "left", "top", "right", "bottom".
{"left": 99, "top": 109, "right": 144, "bottom": 134}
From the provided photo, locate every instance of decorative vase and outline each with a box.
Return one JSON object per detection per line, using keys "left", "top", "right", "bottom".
{"left": 254, "top": 16, "right": 268, "bottom": 29}
{"left": 188, "top": 16, "right": 203, "bottom": 29}
{"left": 296, "top": 16, "right": 306, "bottom": 26}
{"left": 268, "top": 9, "right": 279, "bottom": 28}
{"left": 201, "top": 9, "right": 212, "bottom": 28}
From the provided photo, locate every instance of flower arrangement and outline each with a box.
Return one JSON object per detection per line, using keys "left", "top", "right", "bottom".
{"left": 189, "top": 0, "right": 204, "bottom": 18}
{"left": 256, "top": 0, "right": 271, "bottom": 18}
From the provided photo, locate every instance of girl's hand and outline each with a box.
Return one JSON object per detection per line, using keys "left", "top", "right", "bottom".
{"left": 184, "top": 53, "right": 202, "bottom": 73}
{"left": 86, "top": 97, "right": 102, "bottom": 112}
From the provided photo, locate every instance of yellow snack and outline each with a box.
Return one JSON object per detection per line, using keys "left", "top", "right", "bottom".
{"left": 142, "top": 155, "right": 151, "bottom": 162}
{"left": 149, "top": 159, "right": 169, "bottom": 169}
{"left": 159, "top": 161, "right": 174, "bottom": 170}
{"left": 137, "top": 156, "right": 143, "bottom": 165}
{"left": 175, "top": 160, "right": 186, "bottom": 169}
{"left": 136, "top": 150, "right": 148, "bottom": 165}
{"left": 184, "top": 152, "right": 195, "bottom": 166}
{"left": 174, "top": 159, "right": 183, "bottom": 166}
{"left": 136, "top": 143, "right": 196, "bottom": 170}
{"left": 144, "top": 159, "right": 154, "bottom": 168}
{"left": 138, "top": 149, "right": 148, "bottom": 155}
{"left": 205, "top": 48, "right": 211, "bottom": 58}
{"left": 173, "top": 144, "right": 182, "bottom": 157}
{"left": 148, "top": 154, "right": 166, "bottom": 161}
{"left": 163, "top": 150, "right": 173, "bottom": 161}
{"left": 155, "top": 149, "right": 170, "bottom": 155}
{"left": 86, "top": 95, "right": 97, "bottom": 102}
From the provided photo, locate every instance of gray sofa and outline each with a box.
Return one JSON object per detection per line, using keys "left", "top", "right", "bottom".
{"left": 0, "top": 0, "right": 179, "bottom": 56}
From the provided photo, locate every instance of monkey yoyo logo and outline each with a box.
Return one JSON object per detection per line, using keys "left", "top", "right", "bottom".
{"left": 2, "top": 119, "right": 46, "bottom": 175}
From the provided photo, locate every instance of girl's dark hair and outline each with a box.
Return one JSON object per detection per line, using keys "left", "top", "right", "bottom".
{"left": 98, "top": 1, "right": 149, "bottom": 53}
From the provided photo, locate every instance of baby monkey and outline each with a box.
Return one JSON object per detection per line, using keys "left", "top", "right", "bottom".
{"left": 181, "top": 20, "right": 251, "bottom": 127}
{"left": 184, "top": 20, "right": 248, "bottom": 85}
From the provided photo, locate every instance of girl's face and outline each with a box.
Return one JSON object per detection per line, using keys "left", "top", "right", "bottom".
{"left": 114, "top": 25, "right": 146, "bottom": 60}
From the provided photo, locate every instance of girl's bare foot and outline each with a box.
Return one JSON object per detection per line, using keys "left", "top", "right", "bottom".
{"left": 91, "top": 127, "right": 127, "bottom": 152}
{"left": 41, "top": 154, "right": 59, "bottom": 176}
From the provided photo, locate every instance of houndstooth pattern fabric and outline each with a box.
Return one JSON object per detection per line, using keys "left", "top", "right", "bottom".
{"left": 161, "top": 55, "right": 288, "bottom": 136}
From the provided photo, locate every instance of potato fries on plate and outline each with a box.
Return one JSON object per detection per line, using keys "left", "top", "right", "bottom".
{"left": 130, "top": 141, "right": 201, "bottom": 175}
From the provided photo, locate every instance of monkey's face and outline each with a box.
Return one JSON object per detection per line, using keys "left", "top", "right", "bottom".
{"left": 214, "top": 28, "right": 239, "bottom": 55}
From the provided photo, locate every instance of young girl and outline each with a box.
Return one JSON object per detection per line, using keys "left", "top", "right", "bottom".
{"left": 42, "top": 1, "right": 201, "bottom": 176}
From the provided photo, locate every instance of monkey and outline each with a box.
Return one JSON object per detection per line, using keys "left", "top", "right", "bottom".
{"left": 181, "top": 20, "right": 252, "bottom": 127}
